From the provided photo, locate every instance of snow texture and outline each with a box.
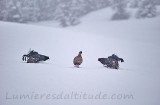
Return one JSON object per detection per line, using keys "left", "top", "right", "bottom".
{"left": 0, "top": 8, "right": 160, "bottom": 105}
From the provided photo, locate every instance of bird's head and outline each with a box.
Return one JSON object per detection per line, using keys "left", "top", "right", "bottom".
{"left": 79, "top": 51, "right": 82, "bottom": 54}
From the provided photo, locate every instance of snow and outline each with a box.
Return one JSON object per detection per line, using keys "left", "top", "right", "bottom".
{"left": 0, "top": 8, "right": 160, "bottom": 105}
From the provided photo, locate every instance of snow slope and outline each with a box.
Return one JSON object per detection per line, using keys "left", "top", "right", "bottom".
{"left": 0, "top": 8, "right": 160, "bottom": 105}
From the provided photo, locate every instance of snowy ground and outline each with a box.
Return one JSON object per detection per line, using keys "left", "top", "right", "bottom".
{"left": 0, "top": 8, "right": 160, "bottom": 105}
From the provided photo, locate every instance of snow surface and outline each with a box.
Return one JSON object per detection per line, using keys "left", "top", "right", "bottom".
{"left": 0, "top": 8, "right": 160, "bottom": 105}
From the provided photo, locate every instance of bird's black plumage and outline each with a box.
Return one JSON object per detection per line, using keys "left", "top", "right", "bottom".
{"left": 98, "top": 54, "right": 124, "bottom": 69}
{"left": 98, "top": 58, "right": 109, "bottom": 65}
{"left": 22, "top": 50, "right": 49, "bottom": 63}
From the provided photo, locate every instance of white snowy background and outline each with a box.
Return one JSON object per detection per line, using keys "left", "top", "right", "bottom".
{"left": 0, "top": 1, "right": 160, "bottom": 105}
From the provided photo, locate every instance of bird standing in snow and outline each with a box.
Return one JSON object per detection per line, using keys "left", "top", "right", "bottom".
{"left": 73, "top": 51, "right": 83, "bottom": 68}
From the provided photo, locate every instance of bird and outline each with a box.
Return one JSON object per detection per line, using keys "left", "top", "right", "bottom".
{"left": 98, "top": 58, "right": 119, "bottom": 69}
{"left": 73, "top": 51, "right": 83, "bottom": 68}
{"left": 22, "top": 50, "right": 49, "bottom": 63}
{"left": 98, "top": 54, "right": 124, "bottom": 69}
